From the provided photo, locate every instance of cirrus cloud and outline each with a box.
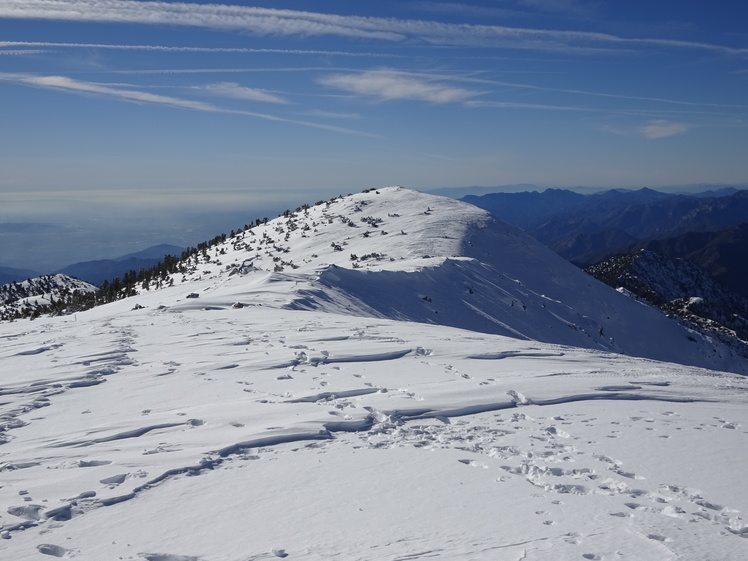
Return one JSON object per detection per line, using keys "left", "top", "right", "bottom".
{"left": 1, "top": 0, "right": 746, "bottom": 56}
{"left": 319, "top": 69, "right": 481, "bottom": 103}
{"left": 194, "top": 82, "right": 289, "bottom": 104}
{"left": 639, "top": 119, "right": 690, "bottom": 139}
{"left": 4, "top": 72, "right": 219, "bottom": 111}
{"left": 0, "top": 72, "right": 376, "bottom": 136}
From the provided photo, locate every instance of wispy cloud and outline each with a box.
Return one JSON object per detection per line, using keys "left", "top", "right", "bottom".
{"left": 0, "top": 72, "right": 376, "bottom": 136}
{"left": 408, "top": 1, "right": 520, "bottom": 19}
{"left": 514, "top": 0, "right": 598, "bottom": 17}
{"left": 453, "top": 75, "right": 748, "bottom": 111}
{"left": 602, "top": 119, "right": 691, "bottom": 139}
{"left": 194, "top": 82, "right": 289, "bottom": 104}
{"left": 112, "top": 67, "right": 359, "bottom": 76}
{"left": 466, "top": 99, "right": 594, "bottom": 111}
{"left": 0, "top": 1, "right": 402, "bottom": 41}
{"left": 0, "top": 41, "right": 397, "bottom": 58}
{"left": 0, "top": 49, "right": 48, "bottom": 55}
{"left": 638, "top": 120, "right": 689, "bottom": 139}
{"left": 1, "top": 1, "right": 746, "bottom": 56}
{"left": 319, "top": 69, "right": 481, "bottom": 103}
{"left": 411, "top": 0, "right": 598, "bottom": 18}
{"left": 2, "top": 73, "right": 219, "bottom": 111}
{"left": 305, "top": 109, "right": 361, "bottom": 120}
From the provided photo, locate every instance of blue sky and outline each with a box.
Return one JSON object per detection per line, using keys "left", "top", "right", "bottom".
{"left": 2, "top": 0, "right": 748, "bottom": 270}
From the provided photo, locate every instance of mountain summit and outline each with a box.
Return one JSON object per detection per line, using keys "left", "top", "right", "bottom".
{"left": 128, "top": 187, "right": 744, "bottom": 374}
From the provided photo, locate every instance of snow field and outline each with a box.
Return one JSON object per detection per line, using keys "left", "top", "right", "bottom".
{"left": 1, "top": 301, "right": 747, "bottom": 559}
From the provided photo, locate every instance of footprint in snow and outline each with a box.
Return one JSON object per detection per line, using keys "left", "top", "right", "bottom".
{"left": 140, "top": 555, "right": 201, "bottom": 561}
{"left": 78, "top": 459, "right": 112, "bottom": 467}
{"left": 37, "top": 544, "right": 69, "bottom": 557}
{"left": 458, "top": 459, "right": 488, "bottom": 469}
{"left": 100, "top": 473, "right": 128, "bottom": 485}
{"left": 545, "top": 426, "right": 571, "bottom": 438}
{"left": 7, "top": 504, "right": 43, "bottom": 520}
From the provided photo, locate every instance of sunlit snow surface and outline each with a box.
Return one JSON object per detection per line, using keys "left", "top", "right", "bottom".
{"left": 1, "top": 188, "right": 747, "bottom": 560}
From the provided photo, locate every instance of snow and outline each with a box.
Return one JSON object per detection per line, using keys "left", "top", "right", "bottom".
{"left": 151, "top": 187, "right": 746, "bottom": 374}
{"left": 0, "top": 274, "right": 97, "bottom": 318}
{"left": 1, "top": 187, "right": 747, "bottom": 560}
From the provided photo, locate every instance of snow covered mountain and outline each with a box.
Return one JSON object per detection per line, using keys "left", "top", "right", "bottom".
{"left": 0, "top": 274, "right": 97, "bottom": 320}
{"left": 128, "top": 186, "right": 742, "bottom": 375}
{"left": 1, "top": 187, "right": 748, "bottom": 560}
{"left": 587, "top": 249, "right": 748, "bottom": 357}
{"left": 635, "top": 223, "right": 748, "bottom": 300}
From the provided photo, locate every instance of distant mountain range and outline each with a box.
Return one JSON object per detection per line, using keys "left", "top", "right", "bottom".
{"left": 0, "top": 265, "right": 40, "bottom": 286}
{"left": 0, "top": 244, "right": 184, "bottom": 287}
{"left": 463, "top": 187, "right": 748, "bottom": 299}
{"left": 56, "top": 243, "right": 184, "bottom": 286}
{"left": 430, "top": 183, "right": 745, "bottom": 199}
{"left": 463, "top": 187, "right": 745, "bottom": 244}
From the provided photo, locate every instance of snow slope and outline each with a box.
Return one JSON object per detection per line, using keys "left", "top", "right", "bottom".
{"left": 587, "top": 249, "right": 748, "bottom": 360}
{"left": 157, "top": 187, "right": 746, "bottom": 374}
{"left": 2, "top": 303, "right": 748, "bottom": 560}
{"left": 1, "top": 187, "right": 747, "bottom": 560}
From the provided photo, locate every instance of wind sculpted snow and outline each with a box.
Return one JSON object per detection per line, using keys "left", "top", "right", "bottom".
{"left": 1, "top": 305, "right": 747, "bottom": 560}
{"left": 1, "top": 187, "right": 747, "bottom": 559}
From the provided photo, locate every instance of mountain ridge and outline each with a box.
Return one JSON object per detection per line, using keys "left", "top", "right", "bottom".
{"left": 3, "top": 187, "right": 745, "bottom": 374}
{"left": 93, "top": 186, "right": 745, "bottom": 374}
{"left": 587, "top": 249, "right": 748, "bottom": 358}
{"left": 635, "top": 223, "right": 748, "bottom": 299}
{"left": 463, "top": 187, "right": 748, "bottom": 261}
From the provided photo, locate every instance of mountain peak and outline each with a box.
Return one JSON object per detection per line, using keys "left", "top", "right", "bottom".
{"left": 191, "top": 186, "right": 496, "bottom": 277}
{"left": 113, "top": 187, "right": 746, "bottom": 375}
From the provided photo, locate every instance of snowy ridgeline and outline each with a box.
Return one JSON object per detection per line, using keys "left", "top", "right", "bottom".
{"left": 3, "top": 187, "right": 745, "bottom": 374}
{"left": 1, "top": 187, "right": 747, "bottom": 560}
{"left": 108, "top": 186, "right": 743, "bottom": 375}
